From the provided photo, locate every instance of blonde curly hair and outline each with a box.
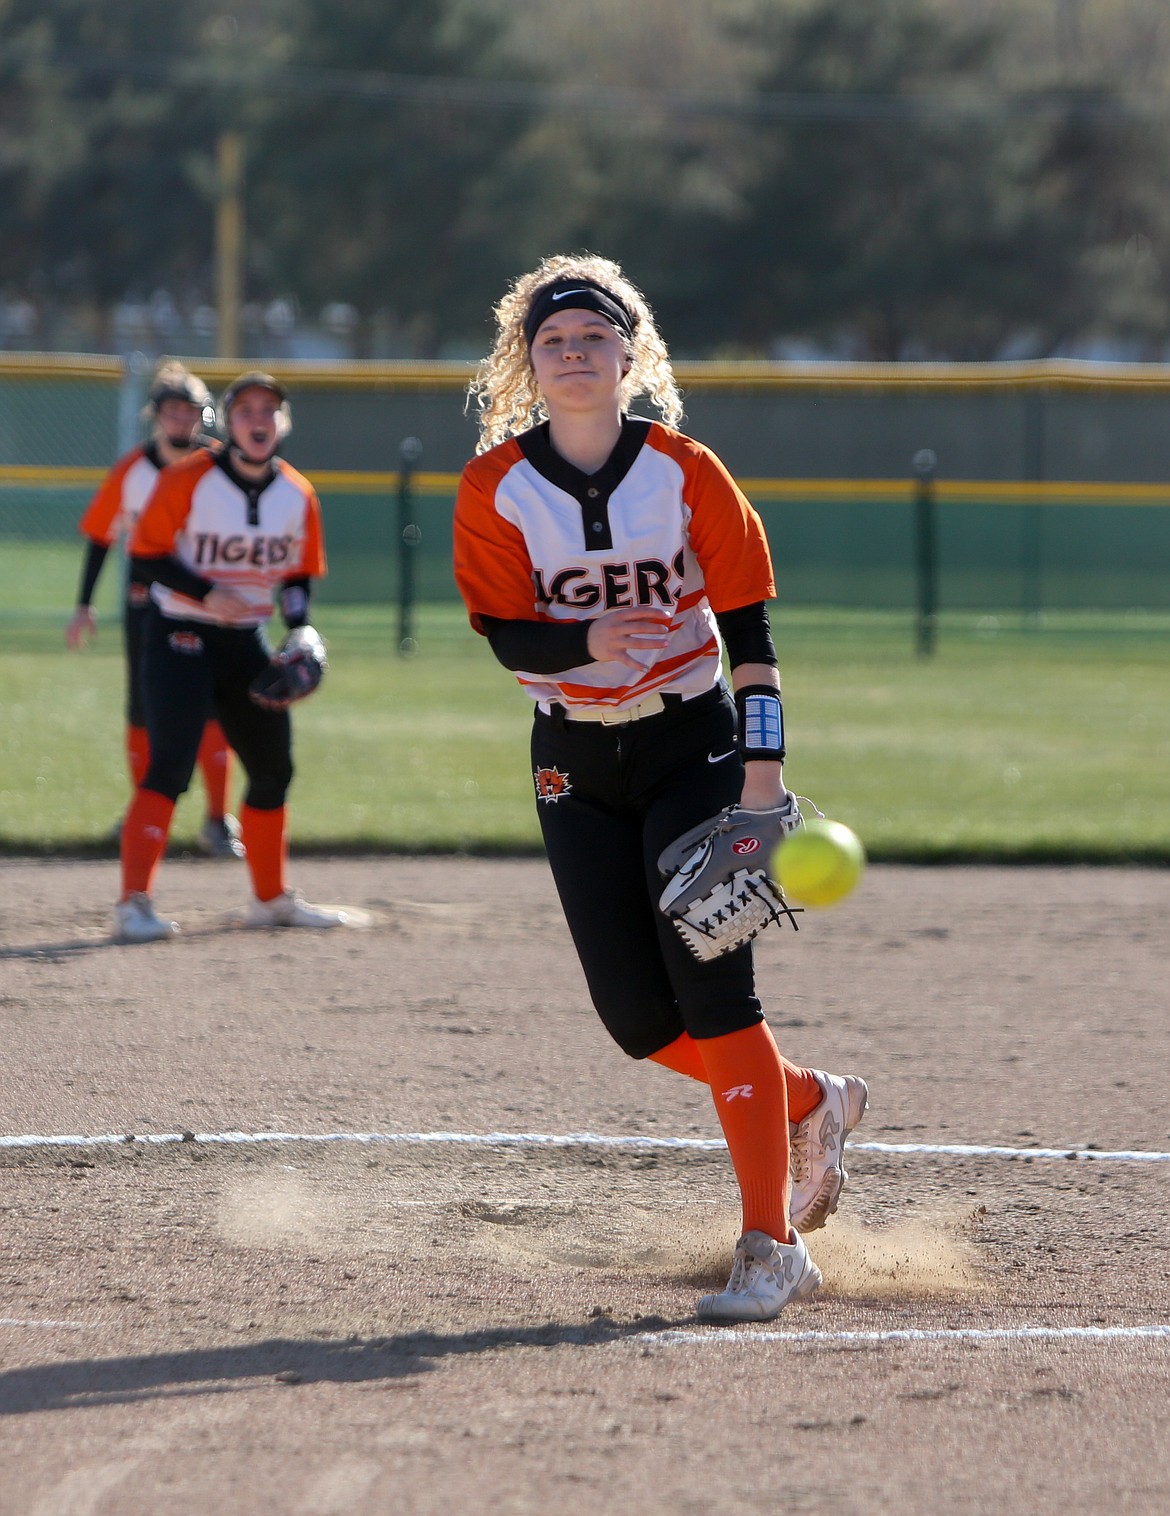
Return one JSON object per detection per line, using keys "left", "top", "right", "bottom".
{"left": 468, "top": 253, "right": 683, "bottom": 453}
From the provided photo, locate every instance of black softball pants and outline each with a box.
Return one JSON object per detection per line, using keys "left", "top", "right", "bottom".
{"left": 531, "top": 684, "right": 764, "bottom": 1060}
{"left": 122, "top": 588, "right": 150, "bottom": 727}
{"left": 139, "top": 606, "right": 292, "bottom": 810}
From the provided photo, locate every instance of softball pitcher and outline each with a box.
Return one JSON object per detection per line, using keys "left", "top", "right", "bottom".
{"left": 67, "top": 360, "right": 241, "bottom": 858}
{"left": 454, "top": 254, "right": 868, "bottom": 1322}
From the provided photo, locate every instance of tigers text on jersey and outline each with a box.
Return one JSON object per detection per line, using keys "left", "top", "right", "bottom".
{"left": 78, "top": 444, "right": 164, "bottom": 547}
{"left": 454, "top": 418, "right": 775, "bottom": 710}
{"left": 131, "top": 450, "right": 326, "bottom": 627}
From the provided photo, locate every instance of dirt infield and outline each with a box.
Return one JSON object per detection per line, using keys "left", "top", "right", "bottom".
{"left": 1, "top": 856, "right": 1169, "bottom": 1515}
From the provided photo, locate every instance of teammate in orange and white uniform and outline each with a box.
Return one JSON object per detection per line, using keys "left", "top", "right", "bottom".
{"left": 113, "top": 372, "right": 348, "bottom": 943}
{"left": 67, "top": 361, "right": 242, "bottom": 857}
{"left": 455, "top": 254, "right": 868, "bottom": 1322}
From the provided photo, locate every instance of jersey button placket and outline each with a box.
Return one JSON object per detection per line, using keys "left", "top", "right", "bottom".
{"left": 586, "top": 488, "right": 607, "bottom": 543}
{"left": 576, "top": 479, "right": 611, "bottom": 550}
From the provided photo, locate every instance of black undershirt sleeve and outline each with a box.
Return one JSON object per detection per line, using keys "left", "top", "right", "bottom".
{"left": 481, "top": 616, "right": 595, "bottom": 675}
{"left": 715, "top": 601, "right": 778, "bottom": 670}
{"left": 77, "top": 541, "right": 110, "bottom": 607}
{"left": 130, "top": 553, "right": 214, "bottom": 603}
{"left": 481, "top": 604, "right": 776, "bottom": 676}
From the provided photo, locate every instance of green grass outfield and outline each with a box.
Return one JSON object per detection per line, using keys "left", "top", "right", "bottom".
{"left": 4, "top": 562, "right": 1168, "bottom": 859}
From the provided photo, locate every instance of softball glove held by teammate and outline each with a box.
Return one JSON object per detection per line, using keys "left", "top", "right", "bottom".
{"left": 657, "top": 798, "right": 802, "bottom": 961}
{"left": 248, "top": 625, "right": 327, "bottom": 710}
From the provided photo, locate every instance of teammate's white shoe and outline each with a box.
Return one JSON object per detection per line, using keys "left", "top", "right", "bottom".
{"left": 789, "top": 1070, "right": 869, "bottom": 1234}
{"left": 245, "top": 890, "right": 349, "bottom": 929}
{"left": 698, "top": 1229, "right": 822, "bottom": 1322}
{"left": 113, "top": 893, "right": 179, "bottom": 944}
{"left": 197, "top": 814, "right": 245, "bottom": 860}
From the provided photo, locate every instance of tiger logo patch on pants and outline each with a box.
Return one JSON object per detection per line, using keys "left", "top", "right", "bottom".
{"left": 534, "top": 765, "right": 572, "bottom": 803}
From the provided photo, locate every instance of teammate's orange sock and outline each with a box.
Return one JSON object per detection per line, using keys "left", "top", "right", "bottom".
{"left": 126, "top": 725, "right": 151, "bottom": 790}
{"left": 649, "top": 1030, "right": 824, "bottom": 1124}
{"left": 241, "top": 804, "right": 287, "bottom": 902}
{"left": 197, "top": 720, "right": 231, "bottom": 820}
{"left": 694, "top": 1022, "right": 791, "bottom": 1242}
{"left": 120, "top": 788, "right": 176, "bottom": 899}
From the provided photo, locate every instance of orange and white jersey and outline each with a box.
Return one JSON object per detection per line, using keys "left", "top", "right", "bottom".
{"left": 131, "top": 450, "right": 327, "bottom": 627}
{"left": 78, "top": 444, "right": 165, "bottom": 547}
{"left": 454, "top": 418, "right": 775, "bottom": 710}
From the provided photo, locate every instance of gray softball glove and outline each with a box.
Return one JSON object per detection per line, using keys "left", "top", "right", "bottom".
{"left": 249, "top": 625, "right": 327, "bottom": 710}
{"left": 657, "top": 796, "right": 802, "bottom": 962}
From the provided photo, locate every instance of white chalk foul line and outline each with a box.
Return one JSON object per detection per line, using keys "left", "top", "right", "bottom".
{"left": 850, "top": 1140, "right": 1170, "bottom": 1163}
{"left": 0, "top": 1317, "right": 97, "bottom": 1331}
{"left": 4, "top": 1318, "right": 1167, "bottom": 1347}
{"left": 0, "top": 1129, "right": 726, "bottom": 1151}
{"left": 1, "top": 1130, "right": 1169, "bottom": 1164}
{"left": 641, "top": 1324, "right": 1170, "bottom": 1348}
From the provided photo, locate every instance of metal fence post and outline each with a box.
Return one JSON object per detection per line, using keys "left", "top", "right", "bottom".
{"left": 1022, "top": 391, "right": 1045, "bottom": 627}
{"left": 117, "top": 351, "right": 150, "bottom": 455}
{"left": 117, "top": 353, "right": 151, "bottom": 600}
{"left": 397, "top": 436, "right": 423, "bottom": 655}
{"left": 912, "top": 448, "right": 939, "bottom": 657}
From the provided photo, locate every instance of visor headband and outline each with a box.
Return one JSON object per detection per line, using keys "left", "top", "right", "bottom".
{"left": 523, "top": 279, "right": 636, "bottom": 349}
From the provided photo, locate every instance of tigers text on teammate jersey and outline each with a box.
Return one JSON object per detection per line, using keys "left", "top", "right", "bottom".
{"left": 131, "top": 450, "right": 326, "bottom": 627}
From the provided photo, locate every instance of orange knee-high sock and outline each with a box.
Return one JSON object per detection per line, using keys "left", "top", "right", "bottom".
{"left": 649, "top": 1031, "right": 824, "bottom": 1124}
{"left": 126, "top": 725, "right": 151, "bottom": 790}
{"left": 197, "top": 720, "right": 231, "bottom": 820}
{"left": 781, "top": 1060, "right": 823, "bottom": 1124}
{"left": 120, "top": 788, "right": 176, "bottom": 899}
{"left": 241, "top": 804, "right": 287, "bottom": 902}
{"left": 694, "top": 1022, "right": 791, "bottom": 1242}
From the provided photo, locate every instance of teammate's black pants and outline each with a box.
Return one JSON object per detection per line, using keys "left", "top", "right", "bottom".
{"left": 122, "top": 588, "right": 151, "bottom": 727}
{"left": 531, "top": 684, "right": 763, "bottom": 1060}
{"left": 138, "top": 607, "right": 292, "bottom": 810}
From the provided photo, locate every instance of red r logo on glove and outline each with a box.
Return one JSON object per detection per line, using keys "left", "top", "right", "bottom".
{"left": 732, "top": 836, "right": 762, "bottom": 855}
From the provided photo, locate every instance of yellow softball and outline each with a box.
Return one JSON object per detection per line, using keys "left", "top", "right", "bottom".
{"left": 776, "top": 818, "right": 866, "bottom": 908}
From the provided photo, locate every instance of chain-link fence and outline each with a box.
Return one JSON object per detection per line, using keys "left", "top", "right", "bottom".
{"left": 5, "top": 355, "right": 1170, "bottom": 627}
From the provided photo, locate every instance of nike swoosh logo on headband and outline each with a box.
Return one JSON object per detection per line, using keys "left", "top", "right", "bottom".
{"left": 551, "top": 289, "right": 591, "bottom": 300}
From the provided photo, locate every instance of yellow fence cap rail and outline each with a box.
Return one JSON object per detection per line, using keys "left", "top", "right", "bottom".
{"left": 674, "top": 357, "right": 1170, "bottom": 391}
{"left": 0, "top": 354, "right": 123, "bottom": 382}
{"left": 10, "top": 352, "right": 1170, "bottom": 392}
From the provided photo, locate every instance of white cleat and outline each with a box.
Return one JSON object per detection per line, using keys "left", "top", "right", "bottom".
{"left": 113, "top": 893, "right": 179, "bottom": 944}
{"left": 698, "top": 1229, "right": 822, "bottom": 1323}
{"left": 245, "top": 890, "right": 349, "bottom": 929}
{"left": 789, "top": 1070, "right": 869, "bottom": 1234}
{"left": 197, "top": 814, "right": 246, "bottom": 860}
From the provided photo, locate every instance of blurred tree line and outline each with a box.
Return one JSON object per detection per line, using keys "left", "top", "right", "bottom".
{"left": 3, "top": 0, "right": 1170, "bottom": 359}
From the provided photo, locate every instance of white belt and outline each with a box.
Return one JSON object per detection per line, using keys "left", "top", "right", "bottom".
{"left": 547, "top": 692, "right": 668, "bottom": 725}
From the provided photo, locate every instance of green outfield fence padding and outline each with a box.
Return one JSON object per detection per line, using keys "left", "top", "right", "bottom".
{"left": 6, "top": 354, "right": 1170, "bottom": 615}
{"left": 312, "top": 488, "right": 457, "bottom": 605}
{"left": 0, "top": 368, "right": 121, "bottom": 470}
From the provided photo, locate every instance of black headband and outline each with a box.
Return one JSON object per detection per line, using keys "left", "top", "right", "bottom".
{"left": 523, "top": 278, "right": 636, "bottom": 348}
